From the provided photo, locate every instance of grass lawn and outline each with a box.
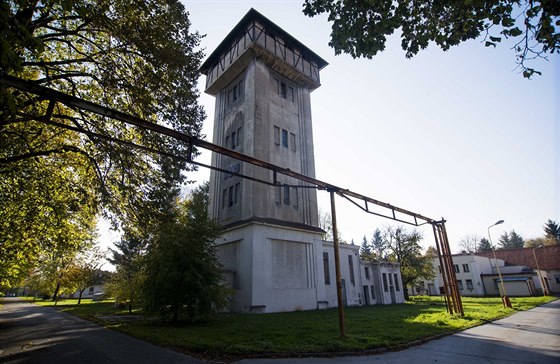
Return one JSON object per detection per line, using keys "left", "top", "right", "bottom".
{"left": 33, "top": 295, "right": 555, "bottom": 361}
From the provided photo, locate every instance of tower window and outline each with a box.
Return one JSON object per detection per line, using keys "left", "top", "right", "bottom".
{"left": 283, "top": 185, "right": 290, "bottom": 205}
{"left": 274, "top": 126, "right": 280, "bottom": 145}
{"left": 290, "top": 132, "right": 296, "bottom": 152}
{"left": 280, "top": 82, "right": 286, "bottom": 98}
{"left": 281, "top": 129, "right": 288, "bottom": 148}
{"left": 234, "top": 183, "right": 240, "bottom": 205}
{"left": 231, "top": 131, "right": 236, "bottom": 149}
{"left": 228, "top": 186, "right": 234, "bottom": 207}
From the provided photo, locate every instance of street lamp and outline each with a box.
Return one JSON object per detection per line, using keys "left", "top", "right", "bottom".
{"left": 488, "top": 220, "right": 512, "bottom": 308}
{"left": 532, "top": 245, "right": 548, "bottom": 296}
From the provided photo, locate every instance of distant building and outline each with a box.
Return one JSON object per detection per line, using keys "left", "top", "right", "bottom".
{"left": 201, "top": 8, "right": 404, "bottom": 312}
{"left": 409, "top": 248, "right": 557, "bottom": 297}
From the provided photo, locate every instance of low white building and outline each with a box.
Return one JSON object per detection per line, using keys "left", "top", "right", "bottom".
{"left": 410, "top": 253, "right": 504, "bottom": 297}
{"left": 360, "top": 261, "right": 405, "bottom": 305}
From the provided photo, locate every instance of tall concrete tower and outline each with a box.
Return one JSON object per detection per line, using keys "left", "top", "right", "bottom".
{"left": 200, "top": 8, "right": 328, "bottom": 313}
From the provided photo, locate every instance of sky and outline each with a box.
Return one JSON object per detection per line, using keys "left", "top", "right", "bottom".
{"left": 100, "top": 1, "right": 559, "bottom": 255}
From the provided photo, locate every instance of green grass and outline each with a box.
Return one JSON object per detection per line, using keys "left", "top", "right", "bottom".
{"left": 35, "top": 295, "right": 555, "bottom": 361}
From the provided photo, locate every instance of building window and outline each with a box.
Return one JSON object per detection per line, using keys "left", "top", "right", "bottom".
{"left": 274, "top": 126, "right": 280, "bottom": 145}
{"left": 370, "top": 285, "right": 376, "bottom": 299}
{"left": 89, "top": 286, "right": 94, "bottom": 294}
{"left": 290, "top": 132, "right": 296, "bottom": 152}
{"left": 493, "top": 279, "right": 499, "bottom": 290}
{"left": 389, "top": 273, "right": 394, "bottom": 285}
{"left": 348, "top": 255, "right": 355, "bottom": 285}
{"left": 231, "top": 131, "right": 236, "bottom": 149}
{"left": 466, "top": 279, "right": 474, "bottom": 290}
{"left": 364, "top": 267, "right": 370, "bottom": 280}
{"left": 382, "top": 273, "right": 388, "bottom": 292}
{"left": 276, "top": 78, "right": 294, "bottom": 101}
{"left": 227, "top": 79, "right": 243, "bottom": 106}
{"left": 234, "top": 183, "right": 240, "bottom": 205}
{"left": 394, "top": 273, "right": 400, "bottom": 291}
{"left": 280, "top": 82, "right": 287, "bottom": 98}
{"left": 283, "top": 185, "right": 290, "bottom": 205}
{"left": 462, "top": 264, "right": 470, "bottom": 273}
{"left": 228, "top": 186, "right": 234, "bottom": 207}
{"left": 281, "top": 129, "right": 288, "bottom": 148}
{"left": 456, "top": 280, "right": 464, "bottom": 290}
{"left": 323, "top": 252, "right": 330, "bottom": 285}
{"left": 292, "top": 187, "right": 298, "bottom": 208}
{"left": 222, "top": 188, "right": 227, "bottom": 209}
{"left": 454, "top": 264, "right": 460, "bottom": 273}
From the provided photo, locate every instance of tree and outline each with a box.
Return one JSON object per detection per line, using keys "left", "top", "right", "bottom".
{"left": 459, "top": 235, "right": 480, "bottom": 253}
{"left": 370, "top": 228, "right": 386, "bottom": 260}
{"left": 478, "top": 237, "right": 493, "bottom": 252}
{"left": 318, "top": 210, "right": 345, "bottom": 243}
{"left": 303, "top": 0, "right": 559, "bottom": 78}
{"left": 383, "top": 226, "right": 435, "bottom": 300}
{"left": 106, "top": 235, "right": 147, "bottom": 313}
{"left": 1, "top": 0, "right": 205, "bottom": 289}
{"left": 360, "top": 235, "right": 375, "bottom": 261}
{"left": 498, "top": 230, "right": 525, "bottom": 249}
{"left": 543, "top": 219, "right": 560, "bottom": 244}
{"left": 143, "top": 183, "right": 229, "bottom": 322}
{"left": 65, "top": 246, "right": 106, "bottom": 304}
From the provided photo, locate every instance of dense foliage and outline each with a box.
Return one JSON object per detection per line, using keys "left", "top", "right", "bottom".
{"left": 143, "top": 184, "right": 229, "bottom": 322}
{"left": 303, "top": 0, "right": 559, "bottom": 77}
{"left": 0, "top": 0, "right": 205, "bottom": 289}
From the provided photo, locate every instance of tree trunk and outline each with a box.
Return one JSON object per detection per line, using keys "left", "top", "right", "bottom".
{"left": 78, "top": 289, "right": 85, "bottom": 304}
{"left": 128, "top": 299, "right": 133, "bottom": 314}
{"left": 52, "top": 281, "right": 62, "bottom": 305}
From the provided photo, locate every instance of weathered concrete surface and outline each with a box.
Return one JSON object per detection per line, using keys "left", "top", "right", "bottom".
{"left": 0, "top": 298, "right": 204, "bottom": 364}
{"left": 234, "top": 299, "right": 560, "bottom": 364}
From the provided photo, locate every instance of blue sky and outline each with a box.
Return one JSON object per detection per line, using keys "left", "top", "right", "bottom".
{"left": 180, "top": 1, "right": 559, "bottom": 252}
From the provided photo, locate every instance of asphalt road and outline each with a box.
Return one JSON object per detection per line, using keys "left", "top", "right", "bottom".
{"left": 0, "top": 297, "right": 204, "bottom": 363}
{"left": 1, "top": 297, "right": 559, "bottom": 364}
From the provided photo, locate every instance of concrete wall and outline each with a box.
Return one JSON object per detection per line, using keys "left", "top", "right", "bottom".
{"left": 216, "top": 222, "right": 323, "bottom": 313}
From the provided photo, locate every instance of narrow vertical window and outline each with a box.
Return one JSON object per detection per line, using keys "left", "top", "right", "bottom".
{"left": 457, "top": 280, "right": 464, "bottom": 290}
{"left": 290, "top": 132, "right": 296, "bottom": 152}
{"left": 280, "top": 82, "right": 287, "bottom": 98}
{"left": 231, "top": 131, "right": 236, "bottom": 149}
{"left": 382, "top": 273, "right": 388, "bottom": 292}
{"left": 292, "top": 187, "right": 298, "bottom": 208}
{"left": 348, "top": 255, "right": 355, "bottom": 285}
{"left": 394, "top": 273, "right": 400, "bottom": 291}
{"left": 323, "top": 252, "right": 330, "bottom": 285}
{"left": 389, "top": 272, "right": 394, "bottom": 285}
{"left": 222, "top": 189, "right": 227, "bottom": 209}
{"left": 462, "top": 264, "right": 470, "bottom": 273}
{"left": 454, "top": 264, "right": 460, "bottom": 273}
{"left": 283, "top": 185, "right": 290, "bottom": 205}
{"left": 234, "top": 183, "right": 240, "bottom": 205}
{"left": 281, "top": 129, "right": 288, "bottom": 148}
{"left": 274, "top": 185, "right": 280, "bottom": 204}
{"left": 288, "top": 86, "right": 294, "bottom": 101}
{"left": 232, "top": 85, "right": 238, "bottom": 101}
{"left": 365, "top": 267, "right": 370, "bottom": 280}
{"left": 274, "top": 126, "right": 280, "bottom": 145}
{"left": 228, "top": 186, "right": 234, "bottom": 207}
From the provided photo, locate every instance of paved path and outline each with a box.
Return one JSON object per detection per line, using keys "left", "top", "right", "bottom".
{"left": 1, "top": 297, "right": 559, "bottom": 363}
{"left": 235, "top": 299, "right": 560, "bottom": 364}
{"left": 0, "top": 297, "right": 204, "bottom": 363}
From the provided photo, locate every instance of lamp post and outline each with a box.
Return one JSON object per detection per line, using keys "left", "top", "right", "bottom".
{"left": 488, "top": 220, "right": 512, "bottom": 308}
{"left": 532, "top": 245, "right": 548, "bottom": 296}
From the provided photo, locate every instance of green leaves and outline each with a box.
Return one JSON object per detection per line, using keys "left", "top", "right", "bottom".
{"left": 303, "top": 0, "right": 558, "bottom": 77}
{"left": 1, "top": 0, "right": 205, "bottom": 289}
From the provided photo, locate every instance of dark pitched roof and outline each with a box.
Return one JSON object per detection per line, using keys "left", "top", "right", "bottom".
{"left": 200, "top": 8, "right": 328, "bottom": 74}
{"left": 476, "top": 245, "right": 560, "bottom": 271}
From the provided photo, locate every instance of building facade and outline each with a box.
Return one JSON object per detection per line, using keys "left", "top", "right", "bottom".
{"left": 201, "top": 9, "right": 404, "bottom": 312}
